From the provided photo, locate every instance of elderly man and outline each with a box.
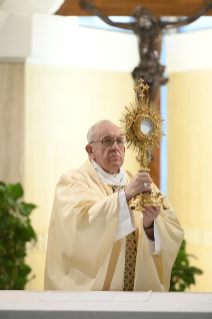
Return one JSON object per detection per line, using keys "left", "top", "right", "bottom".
{"left": 44, "top": 120, "right": 184, "bottom": 291}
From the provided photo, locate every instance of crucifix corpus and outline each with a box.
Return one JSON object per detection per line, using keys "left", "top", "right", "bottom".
{"left": 79, "top": 0, "right": 212, "bottom": 104}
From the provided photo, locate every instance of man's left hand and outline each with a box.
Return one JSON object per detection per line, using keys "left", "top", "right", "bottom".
{"left": 142, "top": 206, "right": 161, "bottom": 229}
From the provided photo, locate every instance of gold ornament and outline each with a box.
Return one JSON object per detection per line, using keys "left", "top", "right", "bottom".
{"left": 120, "top": 78, "right": 168, "bottom": 211}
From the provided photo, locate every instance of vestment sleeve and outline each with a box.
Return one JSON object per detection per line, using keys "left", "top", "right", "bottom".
{"left": 127, "top": 175, "right": 184, "bottom": 292}
{"left": 52, "top": 173, "right": 119, "bottom": 278}
{"left": 147, "top": 223, "right": 161, "bottom": 255}
{"left": 116, "top": 190, "right": 161, "bottom": 256}
{"left": 153, "top": 186, "right": 184, "bottom": 291}
{"left": 114, "top": 189, "right": 136, "bottom": 241}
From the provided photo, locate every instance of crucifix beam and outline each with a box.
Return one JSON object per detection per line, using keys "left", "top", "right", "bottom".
{"left": 56, "top": 0, "right": 212, "bottom": 17}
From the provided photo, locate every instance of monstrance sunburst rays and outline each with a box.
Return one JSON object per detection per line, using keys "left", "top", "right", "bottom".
{"left": 120, "top": 78, "right": 164, "bottom": 172}
{"left": 119, "top": 78, "right": 168, "bottom": 210}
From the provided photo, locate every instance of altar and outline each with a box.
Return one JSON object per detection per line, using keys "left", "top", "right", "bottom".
{"left": 0, "top": 291, "right": 212, "bottom": 319}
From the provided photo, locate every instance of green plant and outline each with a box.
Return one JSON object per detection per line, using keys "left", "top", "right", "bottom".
{"left": 170, "top": 239, "right": 203, "bottom": 291}
{"left": 0, "top": 181, "right": 37, "bottom": 289}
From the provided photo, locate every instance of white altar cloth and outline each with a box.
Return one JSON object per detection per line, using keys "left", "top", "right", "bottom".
{"left": 0, "top": 291, "right": 212, "bottom": 319}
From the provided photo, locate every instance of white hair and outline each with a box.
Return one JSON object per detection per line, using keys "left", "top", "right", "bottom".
{"left": 87, "top": 120, "right": 112, "bottom": 144}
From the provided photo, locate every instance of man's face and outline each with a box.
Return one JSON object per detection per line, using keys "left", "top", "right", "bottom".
{"left": 86, "top": 122, "right": 125, "bottom": 174}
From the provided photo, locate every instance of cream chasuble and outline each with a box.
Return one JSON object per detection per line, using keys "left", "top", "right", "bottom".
{"left": 44, "top": 159, "right": 184, "bottom": 291}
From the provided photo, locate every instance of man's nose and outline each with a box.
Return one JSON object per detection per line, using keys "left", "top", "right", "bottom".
{"left": 111, "top": 140, "right": 119, "bottom": 150}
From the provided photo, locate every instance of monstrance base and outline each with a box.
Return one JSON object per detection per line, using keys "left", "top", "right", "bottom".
{"left": 129, "top": 192, "right": 167, "bottom": 211}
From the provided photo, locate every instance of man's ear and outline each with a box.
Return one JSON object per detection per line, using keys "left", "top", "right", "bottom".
{"left": 85, "top": 144, "right": 95, "bottom": 160}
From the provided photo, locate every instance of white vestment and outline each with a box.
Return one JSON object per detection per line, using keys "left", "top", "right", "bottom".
{"left": 44, "top": 159, "right": 184, "bottom": 291}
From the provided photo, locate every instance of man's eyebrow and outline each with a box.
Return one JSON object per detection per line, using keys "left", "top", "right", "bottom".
{"left": 102, "top": 135, "right": 123, "bottom": 139}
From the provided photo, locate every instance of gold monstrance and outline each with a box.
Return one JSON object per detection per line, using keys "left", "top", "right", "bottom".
{"left": 120, "top": 78, "right": 168, "bottom": 211}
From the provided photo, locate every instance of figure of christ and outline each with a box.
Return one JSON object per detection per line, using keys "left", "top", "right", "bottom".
{"left": 79, "top": 0, "right": 212, "bottom": 104}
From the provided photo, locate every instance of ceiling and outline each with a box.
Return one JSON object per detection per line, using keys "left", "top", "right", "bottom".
{"left": 56, "top": 0, "right": 212, "bottom": 17}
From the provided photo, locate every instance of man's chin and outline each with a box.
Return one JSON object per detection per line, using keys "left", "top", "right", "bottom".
{"left": 109, "top": 161, "right": 122, "bottom": 173}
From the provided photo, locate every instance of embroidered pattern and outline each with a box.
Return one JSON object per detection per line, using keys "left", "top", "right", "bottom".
{"left": 111, "top": 183, "right": 137, "bottom": 291}
{"left": 123, "top": 231, "right": 137, "bottom": 291}
{"left": 111, "top": 185, "right": 125, "bottom": 193}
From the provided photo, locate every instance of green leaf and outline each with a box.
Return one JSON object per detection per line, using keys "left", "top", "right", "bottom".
{"left": 188, "top": 267, "right": 203, "bottom": 275}
{"left": 185, "top": 254, "right": 198, "bottom": 259}
{"left": 16, "top": 202, "right": 28, "bottom": 216}
{"left": 170, "top": 239, "right": 203, "bottom": 292}
{"left": 0, "top": 181, "right": 6, "bottom": 187}
{"left": 7, "top": 183, "right": 23, "bottom": 200}
{"left": 0, "top": 181, "right": 37, "bottom": 289}
{"left": 20, "top": 203, "right": 37, "bottom": 216}
{"left": 7, "top": 197, "right": 18, "bottom": 211}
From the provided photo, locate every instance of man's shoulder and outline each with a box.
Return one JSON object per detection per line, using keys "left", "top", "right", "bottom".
{"left": 57, "top": 159, "right": 97, "bottom": 185}
{"left": 59, "top": 165, "right": 87, "bottom": 183}
{"left": 60, "top": 167, "right": 85, "bottom": 181}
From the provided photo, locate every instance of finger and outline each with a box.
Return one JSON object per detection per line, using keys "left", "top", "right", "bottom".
{"left": 138, "top": 172, "right": 150, "bottom": 178}
{"left": 144, "top": 206, "right": 153, "bottom": 217}
{"left": 144, "top": 207, "right": 155, "bottom": 217}
{"left": 142, "top": 184, "right": 152, "bottom": 192}
{"left": 134, "top": 173, "right": 152, "bottom": 185}
{"left": 149, "top": 206, "right": 161, "bottom": 213}
{"left": 137, "top": 172, "right": 152, "bottom": 179}
{"left": 147, "top": 206, "right": 156, "bottom": 215}
{"left": 142, "top": 182, "right": 152, "bottom": 188}
{"left": 147, "top": 206, "right": 161, "bottom": 218}
{"left": 141, "top": 177, "right": 153, "bottom": 184}
{"left": 143, "top": 207, "right": 153, "bottom": 217}
{"left": 139, "top": 175, "right": 153, "bottom": 183}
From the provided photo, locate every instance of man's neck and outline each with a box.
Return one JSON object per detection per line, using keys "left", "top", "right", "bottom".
{"left": 91, "top": 159, "right": 126, "bottom": 186}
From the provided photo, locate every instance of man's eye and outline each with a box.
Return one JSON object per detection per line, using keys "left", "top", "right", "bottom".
{"left": 104, "top": 139, "right": 111, "bottom": 144}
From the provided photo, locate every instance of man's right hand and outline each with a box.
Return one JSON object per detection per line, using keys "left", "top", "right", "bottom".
{"left": 125, "top": 173, "right": 153, "bottom": 203}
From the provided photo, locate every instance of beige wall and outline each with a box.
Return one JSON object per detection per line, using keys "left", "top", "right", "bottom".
{"left": 0, "top": 63, "right": 25, "bottom": 186}
{"left": 167, "top": 30, "right": 212, "bottom": 292}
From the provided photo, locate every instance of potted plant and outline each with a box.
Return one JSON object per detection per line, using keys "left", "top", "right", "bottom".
{"left": 0, "top": 181, "right": 37, "bottom": 289}
{"left": 170, "top": 239, "right": 203, "bottom": 291}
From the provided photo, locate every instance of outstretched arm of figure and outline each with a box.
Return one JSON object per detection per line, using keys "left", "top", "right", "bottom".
{"left": 79, "top": 0, "right": 135, "bottom": 30}
{"left": 161, "top": 0, "right": 212, "bottom": 30}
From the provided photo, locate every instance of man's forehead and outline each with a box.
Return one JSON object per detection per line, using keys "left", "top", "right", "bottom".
{"left": 97, "top": 123, "right": 121, "bottom": 138}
